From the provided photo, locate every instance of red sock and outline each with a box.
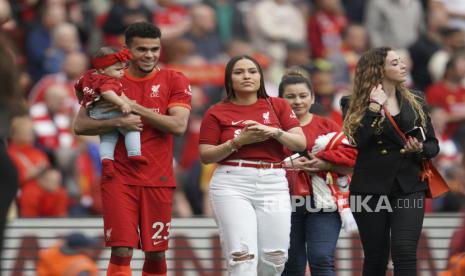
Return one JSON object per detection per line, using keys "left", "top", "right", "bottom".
{"left": 102, "top": 159, "right": 115, "bottom": 177}
{"left": 142, "top": 258, "right": 167, "bottom": 276}
{"left": 128, "top": 155, "right": 148, "bottom": 165}
{"left": 141, "top": 272, "right": 166, "bottom": 276}
{"left": 107, "top": 255, "right": 132, "bottom": 276}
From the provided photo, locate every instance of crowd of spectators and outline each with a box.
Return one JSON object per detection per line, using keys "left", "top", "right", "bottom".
{"left": 1, "top": 0, "right": 465, "bottom": 218}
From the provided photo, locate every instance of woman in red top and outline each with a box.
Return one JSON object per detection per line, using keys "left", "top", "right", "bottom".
{"left": 199, "top": 55, "right": 306, "bottom": 276}
{"left": 279, "top": 70, "right": 356, "bottom": 276}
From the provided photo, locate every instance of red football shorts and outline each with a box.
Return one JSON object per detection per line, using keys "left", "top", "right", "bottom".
{"left": 101, "top": 178, "right": 174, "bottom": 252}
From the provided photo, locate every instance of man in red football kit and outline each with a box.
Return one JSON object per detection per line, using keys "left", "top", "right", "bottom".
{"left": 74, "top": 22, "right": 192, "bottom": 276}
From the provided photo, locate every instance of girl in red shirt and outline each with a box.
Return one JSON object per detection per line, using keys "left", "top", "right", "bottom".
{"left": 199, "top": 55, "right": 306, "bottom": 276}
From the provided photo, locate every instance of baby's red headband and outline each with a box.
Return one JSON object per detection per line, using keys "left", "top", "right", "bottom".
{"left": 92, "top": 48, "right": 132, "bottom": 69}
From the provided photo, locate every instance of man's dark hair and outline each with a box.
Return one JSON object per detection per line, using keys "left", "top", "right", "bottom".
{"left": 125, "top": 22, "right": 161, "bottom": 46}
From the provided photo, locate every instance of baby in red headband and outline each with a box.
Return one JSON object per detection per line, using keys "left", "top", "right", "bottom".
{"left": 75, "top": 47, "right": 147, "bottom": 176}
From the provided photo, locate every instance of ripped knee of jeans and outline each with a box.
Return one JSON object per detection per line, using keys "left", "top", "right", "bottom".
{"left": 229, "top": 244, "right": 255, "bottom": 266}
{"left": 262, "top": 250, "right": 287, "bottom": 271}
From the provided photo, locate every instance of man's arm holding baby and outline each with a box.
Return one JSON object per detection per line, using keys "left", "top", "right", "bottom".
{"left": 101, "top": 90, "right": 131, "bottom": 114}
{"left": 73, "top": 106, "right": 143, "bottom": 136}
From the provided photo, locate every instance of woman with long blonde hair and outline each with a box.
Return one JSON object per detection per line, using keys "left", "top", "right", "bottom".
{"left": 341, "top": 47, "right": 439, "bottom": 276}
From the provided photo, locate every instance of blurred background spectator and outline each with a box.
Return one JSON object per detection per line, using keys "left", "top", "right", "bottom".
{"left": 0, "top": 0, "right": 464, "bottom": 221}
{"left": 102, "top": 0, "right": 152, "bottom": 47}
{"left": 43, "top": 22, "right": 82, "bottom": 75}
{"left": 204, "top": 0, "right": 248, "bottom": 44}
{"left": 37, "top": 232, "right": 99, "bottom": 276}
{"left": 429, "top": 106, "right": 465, "bottom": 212}
{"left": 29, "top": 51, "right": 88, "bottom": 107}
{"left": 409, "top": 2, "right": 448, "bottom": 91}
{"left": 440, "top": 0, "right": 465, "bottom": 32}
{"left": 328, "top": 23, "right": 368, "bottom": 87}
{"left": 151, "top": 0, "right": 191, "bottom": 40}
{"left": 183, "top": 3, "right": 223, "bottom": 62}
{"left": 248, "top": 0, "right": 306, "bottom": 66}
{"left": 366, "top": 0, "right": 425, "bottom": 49}
{"left": 19, "top": 167, "right": 69, "bottom": 217}
{"left": 25, "top": 3, "right": 67, "bottom": 83}
{"left": 308, "top": 0, "right": 347, "bottom": 59}
{"left": 426, "top": 53, "right": 465, "bottom": 146}
{"left": 428, "top": 26, "right": 465, "bottom": 83}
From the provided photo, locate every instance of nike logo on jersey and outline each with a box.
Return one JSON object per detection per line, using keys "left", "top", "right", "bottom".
{"left": 153, "top": 239, "right": 165, "bottom": 246}
{"left": 231, "top": 120, "right": 243, "bottom": 125}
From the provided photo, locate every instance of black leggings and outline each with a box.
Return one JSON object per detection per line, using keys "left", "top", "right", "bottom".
{"left": 351, "top": 188, "right": 425, "bottom": 276}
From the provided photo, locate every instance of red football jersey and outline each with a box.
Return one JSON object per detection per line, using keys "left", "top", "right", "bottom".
{"left": 112, "top": 69, "right": 191, "bottom": 187}
{"left": 199, "top": 97, "right": 300, "bottom": 163}
{"left": 284, "top": 115, "right": 342, "bottom": 196}
{"left": 301, "top": 115, "right": 341, "bottom": 151}
{"left": 75, "top": 70, "right": 124, "bottom": 108}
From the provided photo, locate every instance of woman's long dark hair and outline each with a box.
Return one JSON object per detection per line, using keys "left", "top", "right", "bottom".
{"left": 224, "top": 55, "right": 268, "bottom": 101}
{"left": 0, "top": 38, "right": 22, "bottom": 117}
{"left": 0, "top": 39, "right": 18, "bottom": 109}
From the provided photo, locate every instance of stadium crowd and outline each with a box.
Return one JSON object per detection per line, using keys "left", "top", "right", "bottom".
{"left": 1, "top": 0, "right": 465, "bottom": 219}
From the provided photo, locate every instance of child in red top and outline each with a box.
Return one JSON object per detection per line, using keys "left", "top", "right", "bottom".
{"left": 75, "top": 47, "right": 147, "bottom": 176}
{"left": 19, "top": 168, "right": 69, "bottom": 217}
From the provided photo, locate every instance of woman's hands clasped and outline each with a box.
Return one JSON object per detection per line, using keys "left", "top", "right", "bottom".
{"left": 234, "top": 120, "right": 276, "bottom": 145}
{"left": 288, "top": 155, "right": 331, "bottom": 173}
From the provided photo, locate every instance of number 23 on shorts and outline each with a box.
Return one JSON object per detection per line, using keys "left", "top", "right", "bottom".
{"left": 151, "top": 221, "right": 171, "bottom": 245}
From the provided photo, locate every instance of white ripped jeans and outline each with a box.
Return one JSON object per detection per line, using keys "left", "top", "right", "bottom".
{"left": 209, "top": 165, "right": 292, "bottom": 276}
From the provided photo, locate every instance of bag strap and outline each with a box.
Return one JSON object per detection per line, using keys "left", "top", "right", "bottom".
{"left": 265, "top": 97, "right": 282, "bottom": 128}
{"left": 384, "top": 107, "right": 433, "bottom": 180}
{"left": 383, "top": 106, "right": 407, "bottom": 142}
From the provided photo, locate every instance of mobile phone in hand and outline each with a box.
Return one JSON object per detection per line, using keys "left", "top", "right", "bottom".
{"left": 405, "top": 126, "right": 426, "bottom": 142}
{"left": 298, "top": 150, "right": 312, "bottom": 160}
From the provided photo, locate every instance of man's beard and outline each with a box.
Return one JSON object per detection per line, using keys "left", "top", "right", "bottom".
{"left": 138, "top": 64, "right": 156, "bottom": 74}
